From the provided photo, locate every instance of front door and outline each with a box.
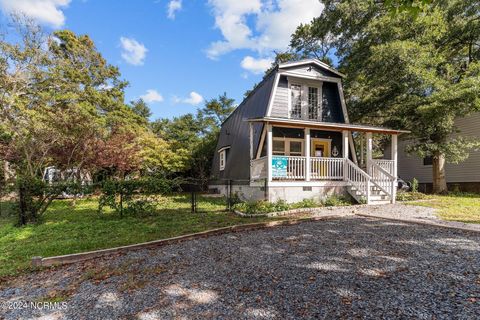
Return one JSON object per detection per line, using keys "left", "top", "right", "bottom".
{"left": 311, "top": 139, "right": 331, "bottom": 177}
{"left": 311, "top": 140, "right": 330, "bottom": 157}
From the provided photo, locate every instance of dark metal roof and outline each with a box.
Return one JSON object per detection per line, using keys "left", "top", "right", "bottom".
{"left": 211, "top": 71, "right": 277, "bottom": 181}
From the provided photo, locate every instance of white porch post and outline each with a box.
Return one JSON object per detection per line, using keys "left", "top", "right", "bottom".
{"left": 305, "top": 128, "right": 311, "bottom": 181}
{"left": 391, "top": 134, "right": 398, "bottom": 178}
{"left": 391, "top": 134, "right": 398, "bottom": 204}
{"left": 366, "top": 132, "right": 373, "bottom": 175}
{"left": 360, "top": 134, "right": 365, "bottom": 166}
{"left": 342, "top": 130, "right": 349, "bottom": 159}
{"left": 342, "top": 130, "right": 349, "bottom": 181}
{"left": 267, "top": 124, "right": 273, "bottom": 183}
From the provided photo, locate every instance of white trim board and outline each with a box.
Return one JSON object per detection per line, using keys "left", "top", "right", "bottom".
{"left": 266, "top": 72, "right": 281, "bottom": 117}
{"left": 278, "top": 59, "right": 346, "bottom": 78}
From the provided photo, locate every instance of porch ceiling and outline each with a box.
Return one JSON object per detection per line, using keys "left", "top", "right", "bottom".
{"left": 247, "top": 117, "right": 410, "bottom": 135}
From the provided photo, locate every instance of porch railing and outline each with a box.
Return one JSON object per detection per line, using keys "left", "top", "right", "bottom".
{"left": 250, "top": 156, "right": 267, "bottom": 180}
{"left": 310, "top": 157, "right": 344, "bottom": 180}
{"left": 369, "top": 161, "right": 396, "bottom": 199}
{"left": 279, "top": 156, "right": 306, "bottom": 180}
{"left": 345, "top": 159, "right": 370, "bottom": 202}
{"left": 373, "top": 159, "right": 395, "bottom": 176}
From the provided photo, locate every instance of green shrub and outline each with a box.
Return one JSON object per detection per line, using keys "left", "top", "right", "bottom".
{"left": 272, "top": 200, "right": 289, "bottom": 212}
{"left": 291, "top": 198, "right": 321, "bottom": 209}
{"left": 411, "top": 178, "right": 419, "bottom": 193}
{"left": 98, "top": 177, "right": 179, "bottom": 216}
{"left": 322, "top": 195, "right": 353, "bottom": 207}
{"left": 233, "top": 198, "right": 325, "bottom": 215}
{"left": 396, "top": 191, "right": 427, "bottom": 201}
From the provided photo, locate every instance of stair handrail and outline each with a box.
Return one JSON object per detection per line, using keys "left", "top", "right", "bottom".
{"left": 369, "top": 161, "right": 396, "bottom": 199}
{"left": 345, "top": 159, "right": 370, "bottom": 201}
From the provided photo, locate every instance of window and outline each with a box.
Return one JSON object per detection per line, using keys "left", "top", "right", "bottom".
{"left": 289, "top": 141, "right": 303, "bottom": 156}
{"left": 273, "top": 140, "right": 285, "bottom": 155}
{"left": 308, "top": 87, "right": 320, "bottom": 120}
{"left": 219, "top": 150, "right": 226, "bottom": 171}
{"left": 290, "top": 84, "right": 302, "bottom": 119}
{"left": 289, "top": 81, "right": 323, "bottom": 120}
{"left": 423, "top": 156, "right": 433, "bottom": 166}
{"left": 272, "top": 138, "right": 303, "bottom": 156}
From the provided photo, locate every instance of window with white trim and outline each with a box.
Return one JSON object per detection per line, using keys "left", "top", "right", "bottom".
{"left": 219, "top": 150, "right": 226, "bottom": 171}
{"left": 272, "top": 138, "right": 304, "bottom": 156}
{"left": 288, "top": 80, "right": 322, "bottom": 121}
{"left": 290, "top": 84, "right": 302, "bottom": 119}
{"left": 308, "top": 87, "right": 321, "bottom": 120}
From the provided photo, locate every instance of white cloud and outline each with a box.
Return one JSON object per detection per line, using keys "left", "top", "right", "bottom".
{"left": 0, "top": 0, "right": 71, "bottom": 28}
{"left": 120, "top": 37, "right": 147, "bottom": 66}
{"left": 241, "top": 56, "right": 272, "bottom": 74}
{"left": 206, "top": 0, "right": 323, "bottom": 59}
{"left": 140, "top": 89, "right": 164, "bottom": 103}
{"left": 173, "top": 91, "right": 204, "bottom": 106}
{"left": 167, "top": 0, "right": 182, "bottom": 19}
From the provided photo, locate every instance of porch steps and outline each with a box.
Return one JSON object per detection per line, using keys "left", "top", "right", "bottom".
{"left": 347, "top": 185, "right": 392, "bottom": 205}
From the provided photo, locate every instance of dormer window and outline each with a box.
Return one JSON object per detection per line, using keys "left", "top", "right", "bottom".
{"left": 308, "top": 87, "right": 320, "bottom": 120}
{"left": 218, "top": 146, "right": 230, "bottom": 171}
{"left": 288, "top": 81, "right": 322, "bottom": 121}
{"left": 290, "top": 84, "right": 302, "bottom": 119}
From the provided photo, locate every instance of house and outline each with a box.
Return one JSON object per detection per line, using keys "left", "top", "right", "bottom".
{"left": 210, "top": 59, "right": 408, "bottom": 204}
{"left": 385, "top": 113, "right": 480, "bottom": 193}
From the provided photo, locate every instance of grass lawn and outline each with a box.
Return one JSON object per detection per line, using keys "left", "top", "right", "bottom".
{"left": 409, "top": 193, "right": 480, "bottom": 224}
{"left": 0, "top": 194, "right": 277, "bottom": 278}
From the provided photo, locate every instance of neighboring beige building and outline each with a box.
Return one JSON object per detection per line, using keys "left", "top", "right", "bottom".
{"left": 387, "top": 113, "right": 480, "bottom": 193}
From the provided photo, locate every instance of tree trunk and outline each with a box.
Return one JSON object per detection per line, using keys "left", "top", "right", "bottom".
{"left": 432, "top": 152, "right": 448, "bottom": 194}
{"left": 18, "top": 182, "right": 28, "bottom": 226}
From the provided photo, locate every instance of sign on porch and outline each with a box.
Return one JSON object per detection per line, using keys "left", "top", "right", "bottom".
{"left": 272, "top": 156, "right": 288, "bottom": 178}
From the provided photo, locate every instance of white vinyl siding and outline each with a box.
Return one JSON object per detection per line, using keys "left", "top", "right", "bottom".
{"left": 391, "top": 112, "right": 480, "bottom": 183}
{"left": 270, "top": 86, "right": 289, "bottom": 118}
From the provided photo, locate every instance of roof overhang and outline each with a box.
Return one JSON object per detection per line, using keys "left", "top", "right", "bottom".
{"left": 278, "top": 59, "right": 346, "bottom": 78}
{"left": 247, "top": 117, "right": 409, "bottom": 135}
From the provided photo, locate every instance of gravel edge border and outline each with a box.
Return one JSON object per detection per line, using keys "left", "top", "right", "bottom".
{"left": 31, "top": 215, "right": 342, "bottom": 268}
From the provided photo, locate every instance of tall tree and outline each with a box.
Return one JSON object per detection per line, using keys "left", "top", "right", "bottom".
{"left": 0, "top": 17, "right": 176, "bottom": 223}
{"left": 290, "top": 0, "right": 480, "bottom": 193}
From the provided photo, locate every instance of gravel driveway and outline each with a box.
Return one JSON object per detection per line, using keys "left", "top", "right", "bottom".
{"left": 1, "top": 216, "right": 479, "bottom": 319}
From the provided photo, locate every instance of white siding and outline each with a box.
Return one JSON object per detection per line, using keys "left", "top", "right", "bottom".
{"left": 270, "top": 85, "right": 289, "bottom": 118}
{"left": 393, "top": 113, "right": 480, "bottom": 183}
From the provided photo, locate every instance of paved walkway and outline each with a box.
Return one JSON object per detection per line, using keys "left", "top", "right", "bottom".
{"left": 1, "top": 215, "right": 479, "bottom": 319}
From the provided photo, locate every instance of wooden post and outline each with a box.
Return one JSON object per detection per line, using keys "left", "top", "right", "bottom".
{"left": 305, "top": 128, "right": 311, "bottom": 181}
{"left": 366, "top": 132, "right": 373, "bottom": 175}
{"left": 249, "top": 123, "right": 254, "bottom": 160}
{"left": 267, "top": 124, "right": 273, "bottom": 184}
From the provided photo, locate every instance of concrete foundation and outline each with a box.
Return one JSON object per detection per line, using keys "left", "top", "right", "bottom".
{"left": 210, "top": 181, "right": 349, "bottom": 203}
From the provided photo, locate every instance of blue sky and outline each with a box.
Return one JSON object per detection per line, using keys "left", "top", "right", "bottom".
{"left": 0, "top": 0, "right": 323, "bottom": 120}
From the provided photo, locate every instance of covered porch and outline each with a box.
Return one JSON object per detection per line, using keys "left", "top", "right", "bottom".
{"left": 248, "top": 117, "right": 408, "bottom": 204}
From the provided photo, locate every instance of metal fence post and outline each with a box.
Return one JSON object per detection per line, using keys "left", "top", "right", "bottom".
{"left": 191, "top": 190, "right": 197, "bottom": 213}
{"left": 227, "top": 179, "right": 232, "bottom": 211}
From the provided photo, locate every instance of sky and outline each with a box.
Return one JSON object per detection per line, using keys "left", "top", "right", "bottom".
{"left": 0, "top": 0, "right": 323, "bottom": 120}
